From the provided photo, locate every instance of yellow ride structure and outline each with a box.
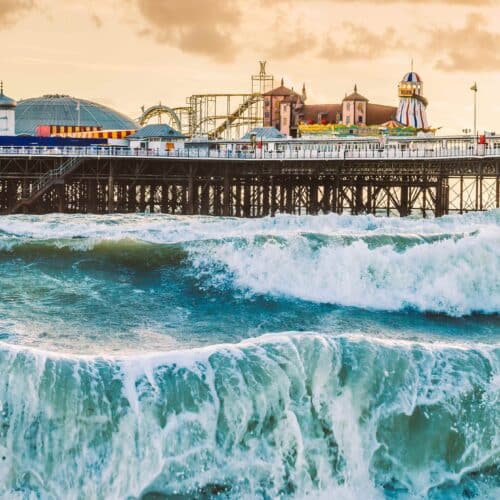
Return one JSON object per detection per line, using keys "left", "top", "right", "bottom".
{"left": 139, "top": 63, "right": 274, "bottom": 140}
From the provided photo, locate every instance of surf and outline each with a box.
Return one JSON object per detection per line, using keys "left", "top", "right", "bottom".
{"left": 0, "top": 333, "right": 498, "bottom": 499}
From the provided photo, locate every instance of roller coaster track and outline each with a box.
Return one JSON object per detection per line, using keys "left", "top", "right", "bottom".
{"left": 8, "top": 156, "right": 85, "bottom": 214}
{"left": 208, "top": 94, "right": 261, "bottom": 139}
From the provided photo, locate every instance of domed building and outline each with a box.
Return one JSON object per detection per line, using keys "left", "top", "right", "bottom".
{"left": 15, "top": 94, "right": 136, "bottom": 135}
{"left": 396, "top": 71, "right": 429, "bottom": 129}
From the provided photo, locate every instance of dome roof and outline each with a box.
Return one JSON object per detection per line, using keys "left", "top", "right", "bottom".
{"left": 128, "top": 124, "right": 184, "bottom": 139}
{"left": 402, "top": 72, "right": 422, "bottom": 83}
{"left": 15, "top": 94, "right": 136, "bottom": 135}
{"left": 0, "top": 82, "right": 16, "bottom": 109}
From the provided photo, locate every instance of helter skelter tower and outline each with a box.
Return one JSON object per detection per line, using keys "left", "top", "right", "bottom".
{"left": 396, "top": 70, "right": 429, "bottom": 129}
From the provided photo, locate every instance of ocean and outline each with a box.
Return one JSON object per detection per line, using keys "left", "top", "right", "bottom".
{"left": 0, "top": 211, "right": 498, "bottom": 499}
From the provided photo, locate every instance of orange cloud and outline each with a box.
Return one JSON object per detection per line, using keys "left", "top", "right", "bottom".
{"left": 266, "top": 0, "right": 493, "bottom": 4}
{"left": 320, "top": 25, "right": 403, "bottom": 61}
{"left": 0, "top": 0, "right": 36, "bottom": 26}
{"left": 135, "top": 0, "right": 241, "bottom": 62}
{"left": 132, "top": 0, "right": 497, "bottom": 69}
{"left": 429, "top": 13, "right": 500, "bottom": 72}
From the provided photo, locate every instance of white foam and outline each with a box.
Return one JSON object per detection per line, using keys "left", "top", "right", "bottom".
{"left": 0, "top": 331, "right": 497, "bottom": 499}
{"left": 0, "top": 210, "right": 497, "bottom": 244}
{"left": 190, "top": 224, "right": 500, "bottom": 316}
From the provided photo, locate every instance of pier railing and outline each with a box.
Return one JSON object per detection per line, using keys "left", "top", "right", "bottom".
{"left": 0, "top": 143, "right": 499, "bottom": 161}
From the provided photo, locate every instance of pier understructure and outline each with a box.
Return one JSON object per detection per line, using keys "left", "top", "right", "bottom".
{"left": 0, "top": 156, "right": 498, "bottom": 217}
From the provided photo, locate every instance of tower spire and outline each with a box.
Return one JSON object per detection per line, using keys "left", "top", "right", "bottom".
{"left": 0, "top": 81, "right": 3, "bottom": 96}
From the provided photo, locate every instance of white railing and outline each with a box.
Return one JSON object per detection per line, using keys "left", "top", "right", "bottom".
{"left": 0, "top": 143, "right": 499, "bottom": 161}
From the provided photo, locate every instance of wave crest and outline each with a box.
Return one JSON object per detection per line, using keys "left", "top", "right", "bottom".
{"left": 0, "top": 333, "right": 498, "bottom": 499}
{"left": 189, "top": 227, "right": 500, "bottom": 316}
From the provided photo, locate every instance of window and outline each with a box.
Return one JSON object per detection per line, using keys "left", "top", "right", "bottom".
{"left": 264, "top": 111, "right": 270, "bottom": 118}
{"left": 358, "top": 115, "right": 363, "bottom": 123}
{"left": 345, "top": 116, "right": 351, "bottom": 125}
{"left": 346, "top": 103, "right": 351, "bottom": 111}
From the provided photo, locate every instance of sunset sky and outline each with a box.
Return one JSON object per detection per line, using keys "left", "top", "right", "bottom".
{"left": 1, "top": 0, "right": 500, "bottom": 134}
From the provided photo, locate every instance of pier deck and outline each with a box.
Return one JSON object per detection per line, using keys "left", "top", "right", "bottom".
{"left": 0, "top": 146, "right": 498, "bottom": 217}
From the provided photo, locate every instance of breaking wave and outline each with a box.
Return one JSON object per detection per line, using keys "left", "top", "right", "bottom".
{"left": 0, "top": 333, "right": 498, "bottom": 499}
{"left": 0, "top": 211, "right": 498, "bottom": 317}
{"left": 0, "top": 212, "right": 498, "bottom": 498}
{"left": 188, "top": 226, "right": 499, "bottom": 316}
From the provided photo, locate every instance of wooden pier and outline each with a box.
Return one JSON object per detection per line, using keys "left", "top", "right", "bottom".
{"left": 0, "top": 154, "right": 499, "bottom": 217}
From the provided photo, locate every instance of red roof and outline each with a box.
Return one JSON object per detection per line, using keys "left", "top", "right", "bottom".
{"left": 343, "top": 91, "right": 368, "bottom": 102}
{"left": 298, "top": 103, "right": 396, "bottom": 126}
{"left": 299, "top": 104, "right": 342, "bottom": 123}
{"left": 366, "top": 104, "right": 397, "bottom": 126}
{"left": 263, "top": 85, "right": 297, "bottom": 97}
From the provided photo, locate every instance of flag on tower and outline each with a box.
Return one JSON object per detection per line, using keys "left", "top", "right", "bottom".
{"left": 471, "top": 82, "right": 478, "bottom": 92}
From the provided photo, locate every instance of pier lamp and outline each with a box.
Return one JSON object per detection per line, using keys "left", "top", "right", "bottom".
{"left": 470, "top": 82, "right": 478, "bottom": 136}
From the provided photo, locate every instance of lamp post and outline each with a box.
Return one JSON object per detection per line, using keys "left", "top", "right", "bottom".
{"left": 471, "top": 82, "right": 478, "bottom": 136}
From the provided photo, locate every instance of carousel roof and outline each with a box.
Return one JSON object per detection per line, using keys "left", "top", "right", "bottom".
{"left": 380, "top": 120, "right": 406, "bottom": 129}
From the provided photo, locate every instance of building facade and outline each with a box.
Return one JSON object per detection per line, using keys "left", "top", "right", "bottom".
{"left": 263, "top": 79, "right": 399, "bottom": 137}
{"left": 0, "top": 82, "right": 16, "bottom": 136}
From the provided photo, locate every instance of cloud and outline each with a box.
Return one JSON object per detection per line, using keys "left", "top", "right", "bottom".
{"left": 91, "top": 14, "right": 103, "bottom": 29}
{"left": 129, "top": 0, "right": 498, "bottom": 72}
{"left": 356, "top": 0, "right": 490, "bottom": 3}
{"left": 320, "top": 25, "right": 404, "bottom": 61}
{"left": 134, "top": 0, "right": 241, "bottom": 62}
{"left": 266, "top": 0, "right": 493, "bottom": 4}
{"left": 0, "top": 0, "right": 36, "bottom": 27}
{"left": 428, "top": 13, "right": 500, "bottom": 72}
{"left": 265, "top": 22, "right": 317, "bottom": 59}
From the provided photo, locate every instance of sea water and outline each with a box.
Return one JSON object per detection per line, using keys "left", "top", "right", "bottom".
{"left": 0, "top": 211, "right": 498, "bottom": 499}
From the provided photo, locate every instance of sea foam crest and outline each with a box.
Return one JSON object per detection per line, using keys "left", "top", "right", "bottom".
{"left": 189, "top": 225, "right": 500, "bottom": 316}
{"left": 0, "top": 211, "right": 498, "bottom": 316}
{"left": 0, "top": 210, "right": 497, "bottom": 243}
{"left": 0, "top": 333, "right": 498, "bottom": 499}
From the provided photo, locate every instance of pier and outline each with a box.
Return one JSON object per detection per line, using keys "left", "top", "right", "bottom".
{"left": 0, "top": 139, "right": 499, "bottom": 217}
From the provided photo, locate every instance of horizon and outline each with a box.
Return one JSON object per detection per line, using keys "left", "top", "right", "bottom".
{"left": 1, "top": 0, "right": 499, "bottom": 134}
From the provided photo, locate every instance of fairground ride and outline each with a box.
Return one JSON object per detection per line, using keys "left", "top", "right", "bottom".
{"left": 138, "top": 104, "right": 192, "bottom": 136}
{"left": 138, "top": 62, "right": 275, "bottom": 140}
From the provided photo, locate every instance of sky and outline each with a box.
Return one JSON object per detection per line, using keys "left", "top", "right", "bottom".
{"left": 1, "top": 0, "right": 500, "bottom": 134}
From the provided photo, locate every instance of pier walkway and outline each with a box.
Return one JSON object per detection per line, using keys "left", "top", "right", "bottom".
{"left": 0, "top": 141, "right": 499, "bottom": 162}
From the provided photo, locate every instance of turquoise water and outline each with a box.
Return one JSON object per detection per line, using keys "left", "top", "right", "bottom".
{"left": 0, "top": 211, "right": 498, "bottom": 499}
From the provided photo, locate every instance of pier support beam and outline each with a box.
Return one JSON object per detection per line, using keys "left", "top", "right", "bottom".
{"left": 1, "top": 155, "right": 498, "bottom": 217}
{"left": 107, "top": 164, "right": 115, "bottom": 213}
{"left": 90, "top": 182, "right": 96, "bottom": 213}
{"left": 56, "top": 182, "right": 65, "bottom": 213}
{"left": 223, "top": 167, "right": 231, "bottom": 216}
{"left": 400, "top": 176, "right": 409, "bottom": 217}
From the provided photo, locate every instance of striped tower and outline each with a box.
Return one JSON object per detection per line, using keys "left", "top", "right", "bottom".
{"left": 396, "top": 71, "right": 429, "bottom": 129}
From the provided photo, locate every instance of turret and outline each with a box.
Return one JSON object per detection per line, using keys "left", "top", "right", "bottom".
{"left": 0, "top": 81, "right": 16, "bottom": 136}
{"left": 396, "top": 71, "right": 429, "bottom": 129}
